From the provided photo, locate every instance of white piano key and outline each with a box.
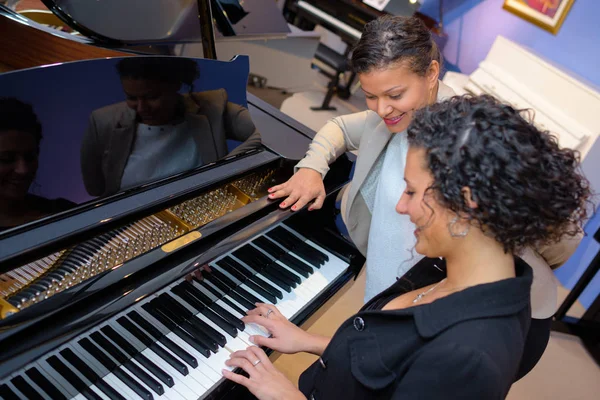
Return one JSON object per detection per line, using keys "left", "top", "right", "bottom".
{"left": 141, "top": 350, "right": 203, "bottom": 400}
{"left": 37, "top": 358, "right": 87, "bottom": 400}
{"left": 164, "top": 333, "right": 221, "bottom": 383}
{"left": 296, "top": 0, "right": 361, "bottom": 40}
{"left": 101, "top": 374, "right": 143, "bottom": 400}
{"left": 128, "top": 358, "right": 185, "bottom": 400}
{"left": 152, "top": 340, "right": 216, "bottom": 388}
{"left": 214, "top": 299, "right": 267, "bottom": 338}
{"left": 18, "top": 372, "right": 52, "bottom": 400}
{"left": 194, "top": 313, "right": 248, "bottom": 353}
{"left": 4, "top": 380, "right": 28, "bottom": 400}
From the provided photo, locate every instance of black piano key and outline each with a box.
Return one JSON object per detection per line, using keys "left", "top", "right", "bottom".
{"left": 10, "top": 375, "right": 44, "bottom": 400}
{"left": 277, "top": 254, "right": 312, "bottom": 277}
{"left": 212, "top": 267, "right": 278, "bottom": 304}
{"left": 78, "top": 338, "right": 158, "bottom": 398}
{"left": 0, "top": 383, "right": 20, "bottom": 400}
{"left": 172, "top": 285, "right": 207, "bottom": 311}
{"left": 200, "top": 272, "right": 231, "bottom": 295}
{"left": 266, "top": 261, "right": 301, "bottom": 284}
{"left": 46, "top": 355, "right": 103, "bottom": 400}
{"left": 238, "top": 244, "right": 273, "bottom": 266}
{"left": 218, "top": 258, "right": 283, "bottom": 300}
{"left": 269, "top": 227, "right": 326, "bottom": 266}
{"left": 117, "top": 316, "right": 193, "bottom": 372}
{"left": 26, "top": 367, "right": 68, "bottom": 400}
{"left": 253, "top": 236, "right": 285, "bottom": 258}
{"left": 194, "top": 276, "right": 226, "bottom": 298}
{"left": 176, "top": 285, "right": 245, "bottom": 331}
{"left": 91, "top": 331, "right": 174, "bottom": 388}
{"left": 228, "top": 290, "right": 256, "bottom": 310}
{"left": 142, "top": 303, "right": 215, "bottom": 355}
{"left": 85, "top": 334, "right": 168, "bottom": 394}
{"left": 203, "top": 271, "right": 264, "bottom": 308}
{"left": 150, "top": 293, "right": 227, "bottom": 352}
{"left": 183, "top": 280, "right": 246, "bottom": 316}
{"left": 60, "top": 348, "right": 125, "bottom": 400}
{"left": 280, "top": 227, "right": 329, "bottom": 263}
{"left": 123, "top": 313, "right": 200, "bottom": 367}
{"left": 254, "top": 268, "right": 292, "bottom": 293}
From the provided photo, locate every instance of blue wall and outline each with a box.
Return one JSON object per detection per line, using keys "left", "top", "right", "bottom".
{"left": 420, "top": 0, "right": 600, "bottom": 310}
{"left": 420, "top": 0, "right": 600, "bottom": 88}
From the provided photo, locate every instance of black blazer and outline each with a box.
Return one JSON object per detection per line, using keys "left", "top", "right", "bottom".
{"left": 298, "top": 258, "right": 533, "bottom": 399}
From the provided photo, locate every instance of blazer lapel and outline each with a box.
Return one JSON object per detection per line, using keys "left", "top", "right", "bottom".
{"left": 345, "top": 120, "right": 392, "bottom": 228}
{"left": 102, "top": 108, "right": 136, "bottom": 195}
{"left": 186, "top": 113, "right": 219, "bottom": 164}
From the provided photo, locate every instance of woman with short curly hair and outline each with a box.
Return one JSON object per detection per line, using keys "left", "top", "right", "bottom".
{"left": 223, "top": 95, "right": 590, "bottom": 399}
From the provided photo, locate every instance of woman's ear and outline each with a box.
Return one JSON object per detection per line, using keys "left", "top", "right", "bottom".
{"left": 461, "top": 187, "right": 478, "bottom": 209}
{"left": 427, "top": 60, "right": 440, "bottom": 86}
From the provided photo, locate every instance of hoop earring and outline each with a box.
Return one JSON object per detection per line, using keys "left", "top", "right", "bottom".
{"left": 448, "top": 217, "right": 469, "bottom": 237}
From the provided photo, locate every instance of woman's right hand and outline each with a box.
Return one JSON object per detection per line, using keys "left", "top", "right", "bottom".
{"left": 244, "top": 303, "right": 322, "bottom": 355}
{"left": 268, "top": 168, "right": 326, "bottom": 211}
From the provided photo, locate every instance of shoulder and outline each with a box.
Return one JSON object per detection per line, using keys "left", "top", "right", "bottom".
{"left": 89, "top": 101, "right": 135, "bottom": 133}
{"left": 331, "top": 110, "right": 383, "bottom": 131}
{"left": 186, "top": 89, "right": 228, "bottom": 108}
{"left": 90, "top": 101, "right": 130, "bottom": 121}
{"left": 437, "top": 80, "right": 456, "bottom": 101}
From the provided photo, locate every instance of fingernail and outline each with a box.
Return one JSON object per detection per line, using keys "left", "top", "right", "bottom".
{"left": 269, "top": 193, "right": 275, "bottom": 198}
{"left": 281, "top": 202, "right": 286, "bottom": 207}
{"left": 292, "top": 205, "right": 297, "bottom": 211}
{"left": 308, "top": 207, "right": 313, "bottom": 211}
{"left": 268, "top": 188, "right": 273, "bottom": 192}
{"left": 249, "top": 336, "right": 255, "bottom": 343}
{"left": 221, "top": 369, "right": 227, "bottom": 375}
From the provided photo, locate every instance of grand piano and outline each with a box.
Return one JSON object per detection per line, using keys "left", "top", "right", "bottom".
{"left": 0, "top": 2, "right": 365, "bottom": 399}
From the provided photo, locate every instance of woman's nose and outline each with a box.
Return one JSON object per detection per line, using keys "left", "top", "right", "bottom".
{"left": 377, "top": 100, "right": 392, "bottom": 118}
{"left": 396, "top": 193, "right": 408, "bottom": 215}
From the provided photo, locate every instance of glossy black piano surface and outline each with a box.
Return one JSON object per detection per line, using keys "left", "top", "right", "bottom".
{"left": 39, "top": 0, "right": 290, "bottom": 43}
{"left": 0, "top": 31, "right": 364, "bottom": 400}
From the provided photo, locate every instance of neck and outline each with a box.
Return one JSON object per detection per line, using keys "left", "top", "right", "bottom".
{"left": 443, "top": 232, "right": 515, "bottom": 290}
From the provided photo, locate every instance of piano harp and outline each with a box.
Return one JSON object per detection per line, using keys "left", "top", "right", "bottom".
{"left": 0, "top": 3, "right": 365, "bottom": 400}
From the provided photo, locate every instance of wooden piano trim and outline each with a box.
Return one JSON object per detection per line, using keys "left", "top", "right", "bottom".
{"left": 0, "top": 12, "right": 128, "bottom": 71}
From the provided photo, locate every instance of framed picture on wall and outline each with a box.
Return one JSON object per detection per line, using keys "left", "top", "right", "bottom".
{"left": 502, "top": 0, "right": 576, "bottom": 34}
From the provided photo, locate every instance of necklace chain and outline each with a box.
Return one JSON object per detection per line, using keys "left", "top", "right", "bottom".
{"left": 413, "top": 278, "right": 447, "bottom": 304}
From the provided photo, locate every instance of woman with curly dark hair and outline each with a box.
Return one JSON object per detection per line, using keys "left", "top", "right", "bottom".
{"left": 222, "top": 95, "right": 590, "bottom": 399}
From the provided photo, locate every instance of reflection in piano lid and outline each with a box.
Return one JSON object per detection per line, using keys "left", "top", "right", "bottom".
{"left": 0, "top": 55, "right": 261, "bottom": 233}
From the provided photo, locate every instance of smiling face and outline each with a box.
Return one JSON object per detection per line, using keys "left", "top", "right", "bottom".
{"left": 359, "top": 61, "right": 438, "bottom": 133}
{"left": 0, "top": 130, "right": 39, "bottom": 202}
{"left": 121, "top": 78, "right": 180, "bottom": 126}
{"left": 396, "top": 147, "right": 458, "bottom": 257}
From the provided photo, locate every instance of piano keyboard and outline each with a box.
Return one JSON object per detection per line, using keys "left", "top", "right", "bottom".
{"left": 297, "top": 0, "right": 362, "bottom": 40}
{"left": 0, "top": 224, "right": 349, "bottom": 400}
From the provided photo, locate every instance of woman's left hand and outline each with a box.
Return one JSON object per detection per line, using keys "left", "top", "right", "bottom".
{"left": 223, "top": 346, "right": 306, "bottom": 400}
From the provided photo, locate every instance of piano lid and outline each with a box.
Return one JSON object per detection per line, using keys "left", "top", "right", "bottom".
{"left": 0, "top": 54, "right": 268, "bottom": 242}
{"left": 40, "top": 0, "right": 290, "bottom": 44}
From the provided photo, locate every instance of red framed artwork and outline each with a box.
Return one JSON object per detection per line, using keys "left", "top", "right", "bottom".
{"left": 502, "top": 0, "right": 576, "bottom": 34}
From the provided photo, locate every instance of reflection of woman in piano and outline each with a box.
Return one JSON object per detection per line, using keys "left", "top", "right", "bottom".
{"left": 0, "top": 98, "right": 74, "bottom": 231}
{"left": 269, "top": 15, "right": 579, "bottom": 335}
{"left": 223, "top": 95, "right": 590, "bottom": 399}
{"left": 81, "top": 57, "right": 262, "bottom": 197}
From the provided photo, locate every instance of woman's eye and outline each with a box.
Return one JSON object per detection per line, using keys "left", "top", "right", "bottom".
{"left": 405, "top": 190, "right": 415, "bottom": 196}
{"left": 365, "top": 96, "right": 377, "bottom": 100}
{"left": 390, "top": 94, "right": 403, "bottom": 100}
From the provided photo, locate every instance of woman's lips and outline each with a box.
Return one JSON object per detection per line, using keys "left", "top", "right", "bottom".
{"left": 384, "top": 113, "right": 406, "bottom": 126}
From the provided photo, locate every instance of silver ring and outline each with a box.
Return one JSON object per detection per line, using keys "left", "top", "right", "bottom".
{"left": 265, "top": 309, "right": 274, "bottom": 318}
{"left": 253, "top": 359, "right": 261, "bottom": 366}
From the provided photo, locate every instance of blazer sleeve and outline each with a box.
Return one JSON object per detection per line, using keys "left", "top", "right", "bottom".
{"left": 80, "top": 113, "right": 105, "bottom": 197}
{"left": 223, "top": 101, "right": 262, "bottom": 156}
{"left": 535, "top": 228, "right": 583, "bottom": 269}
{"left": 294, "top": 110, "right": 376, "bottom": 178}
{"left": 390, "top": 344, "right": 505, "bottom": 400}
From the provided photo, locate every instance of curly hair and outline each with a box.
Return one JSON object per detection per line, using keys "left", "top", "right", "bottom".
{"left": 0, "top": 97, "right": 42, "bottom": 145}
{"left": 116, "top": 56, "right": 200, "bottom": 88}
{"left": 350, "top": 15, "right": 442, "bottom": 76}
{"left": 407, "top": 94, "right": 590, "bottom": 253}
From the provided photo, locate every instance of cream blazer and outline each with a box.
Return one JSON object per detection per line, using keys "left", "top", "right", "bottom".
{"left": 295, "top": 81, "right": 581, "bottom": 318}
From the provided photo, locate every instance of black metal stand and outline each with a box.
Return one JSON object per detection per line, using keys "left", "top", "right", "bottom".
{"left": 552, "top": 226, "right": 600, "bottom": 366}
{"left": 196, "top": 0, "right": 217, "bottom": 60}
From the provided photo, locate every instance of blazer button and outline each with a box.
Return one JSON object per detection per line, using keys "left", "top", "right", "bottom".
{"left": 353, "top": 317, "right": 365, "bottom": 331}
